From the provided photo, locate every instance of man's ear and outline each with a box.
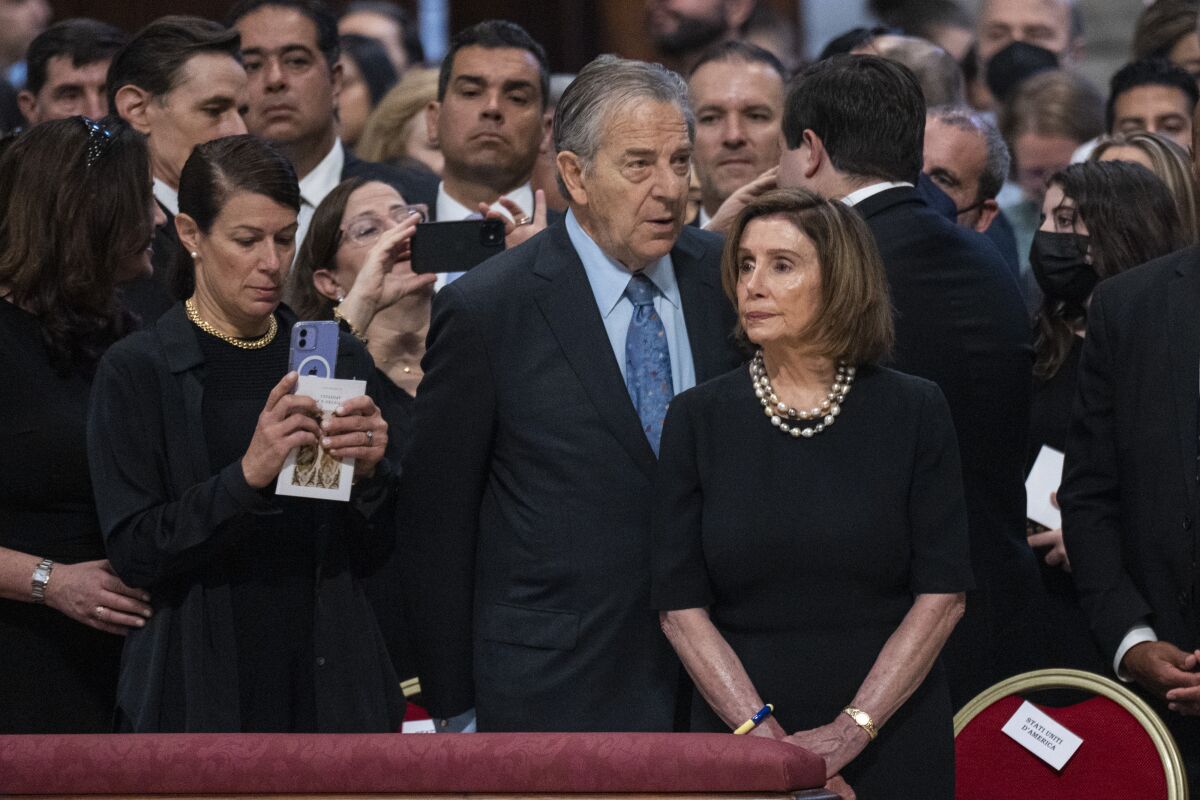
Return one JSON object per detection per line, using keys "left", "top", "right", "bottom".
{"left": 425, "top": 100, "right": 441, "bottom": 148}
{"left": 802, "top": 129, "right": 824, "bottom": 179}
{"left": 16, "top": 90, "right": 36, "bottom": 125}
{"left": 114, "top": 84, "right": 153, "bottom": 135}
{"left": 557, "top": 150, "right": 587, "bottom": 205}
{"left": 975, "top": 198, "right": 1000, "bottom": 233}
{"left": 175, "top": 212, "right": 202, "bottom": 257}
{"left": 329, "top": 57, "right": 344, "bottom": 106}
{"left": 539, "top": 109, "right": 553, "bottom": 155}
{"left": 311, "top": 268, "right": 342, "bottom": 301}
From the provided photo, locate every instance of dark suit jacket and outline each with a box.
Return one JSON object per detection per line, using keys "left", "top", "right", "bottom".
{"left": 118, "top": 200, "right": 179, "bottom": 327}
{"left": 855, "top": 186, "right": 1043, "bottom": 707}
{"left": 400, "top": 221, "right": 743, "bottom": 731}
{"left": 1060, "top": 247, "right": 1200, "bottom": 755}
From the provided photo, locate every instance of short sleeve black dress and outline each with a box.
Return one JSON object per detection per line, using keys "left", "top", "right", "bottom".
{"left": 0, "top": 300, "right": 122, "bottom": 732}
{"left": 652, "top": 365, "right": 973, "bottom": 799}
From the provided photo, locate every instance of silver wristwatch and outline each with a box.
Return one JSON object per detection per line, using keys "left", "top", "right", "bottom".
{"left": 31, "top": 558, "right": 54, "bottom": 603}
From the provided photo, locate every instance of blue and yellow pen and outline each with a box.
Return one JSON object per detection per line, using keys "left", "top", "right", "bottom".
{"left": 733, "top": 703, "right": 774, "bottom": 735}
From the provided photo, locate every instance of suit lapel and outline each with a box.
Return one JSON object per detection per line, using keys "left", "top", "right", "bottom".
{"left": 533, "top": 225, "right": 657, "bottom": 477}
{"left": 1166, "top": 258, "right": 1200, "bottom": 504}
{"left": 673, "top": 229, "right": 729, "bottom": 383}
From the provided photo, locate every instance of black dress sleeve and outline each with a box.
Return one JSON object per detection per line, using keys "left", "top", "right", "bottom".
{"left": 907, "top": 380, "right": 976, "bottom": 595}
{"left": 87, "top": 342, "right": 277, "bottom": 589}
{"left": 650, "top": 389, "right": 715, "bottom": 611}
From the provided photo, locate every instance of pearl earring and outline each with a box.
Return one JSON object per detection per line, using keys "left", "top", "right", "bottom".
{"left": 190, "top": 251, "right": 198, "bottom": 259}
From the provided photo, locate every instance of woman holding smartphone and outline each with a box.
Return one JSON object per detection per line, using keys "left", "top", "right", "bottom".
{"left": 87, "top": 135, "right": 402, "bottom": 733}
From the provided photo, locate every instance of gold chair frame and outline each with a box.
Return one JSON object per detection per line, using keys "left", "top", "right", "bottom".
{"left": 953, "top": 668, "right": 1189, "bottom": 800}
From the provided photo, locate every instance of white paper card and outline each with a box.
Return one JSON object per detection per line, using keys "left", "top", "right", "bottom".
{"left": 1001, "top": 700, "right": 1083, "bottom": 771}
{"left": 274, "top": 376, "right": 366, "bottom": 502}
{"left": 401, "top": 718, "right": 437, "bottom": 734}
{"left": 1025, "top": 446, "right": 1065, "bottom": 529}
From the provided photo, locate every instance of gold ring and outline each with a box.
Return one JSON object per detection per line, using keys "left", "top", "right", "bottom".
{"left": 514, "top": 215, "right": 532, "bottom": 226}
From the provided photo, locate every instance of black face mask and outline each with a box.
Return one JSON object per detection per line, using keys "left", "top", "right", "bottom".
{"left": 985, "top": 41, "right": 1059, "bottom": 103}
{"left": 1030, "top": 230, "right": 1096, "bottom": 304}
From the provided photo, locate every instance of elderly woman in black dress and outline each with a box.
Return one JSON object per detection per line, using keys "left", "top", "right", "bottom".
{"left": 87, "top": 135, "right": 402, "bottom": 732}
{"left": 652, "top": 189, "right": 971, "bottom": 799}
{"left": 0, "top": 117, "right": 158, "bottom": 732}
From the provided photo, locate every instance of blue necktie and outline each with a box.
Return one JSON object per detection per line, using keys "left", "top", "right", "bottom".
{"left": 624, "top": 273, "right": 673, "bottom": 455}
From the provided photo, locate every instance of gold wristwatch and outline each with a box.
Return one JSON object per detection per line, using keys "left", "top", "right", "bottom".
{"left": 843, "top": 706, "right": 878, "bottom": 740}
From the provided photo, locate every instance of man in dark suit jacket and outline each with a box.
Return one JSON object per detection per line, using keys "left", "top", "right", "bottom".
{"left": 400, "top": 56, "right": 743, "bottom": 732}
{"left": 107, "top": 17, "right": 249, "bottom": 324}
{"left": 1060, "top": 248, "right": 1200, "bottom": 781}
{"left": 403, "top": 20, "right": 559, "bottom": 286}
{"left": 229, "top": 0, "right": 438, "bottom": 255}
{"left": 777, "top": 55, "right": 1043, "bottom": 708}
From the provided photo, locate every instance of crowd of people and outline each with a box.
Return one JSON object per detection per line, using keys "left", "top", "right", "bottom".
{"left": 1, "top": 0, "right": 1199, "bottom": 797}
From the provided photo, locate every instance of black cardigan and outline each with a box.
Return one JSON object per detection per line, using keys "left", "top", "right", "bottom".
{"left": 87, "top": 303, "right": 403, "bottom": 732}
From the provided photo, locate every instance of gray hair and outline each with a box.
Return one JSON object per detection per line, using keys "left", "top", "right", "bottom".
{"left": 928, "top": 104, "right": 1012, "bottom": 202}
{"left": 553, "top": 55, "right": 694, "bottom": 198}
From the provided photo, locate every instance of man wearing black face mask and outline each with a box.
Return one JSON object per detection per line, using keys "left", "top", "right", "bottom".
{"left": 972, "top": 0, "right": 1084, "bottom": 111}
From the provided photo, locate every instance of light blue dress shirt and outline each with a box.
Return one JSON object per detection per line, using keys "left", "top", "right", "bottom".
{"left": 565, "top": 210, "right": 696, "bottom": 396}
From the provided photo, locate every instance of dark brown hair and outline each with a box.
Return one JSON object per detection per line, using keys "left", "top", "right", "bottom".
{"left": 721, "top": 187, "right": 894, "bottom": 366}
{"left": 106, "top": 16, "right": 241, "bottom": 109}
{"left": 1132, "top": 0, "right": 1197, "bottom": 65}
{"left": 0, "top": 117, "right": 151, "bottom": 373}
{"left": 290, "top": 176, "right": 370, "bottom": 320}
{"left": 175, "top": 134, "right": 300, "bottom": 298}
{"left": 1035, "top": 160, "right": 1185, "bottom": 380}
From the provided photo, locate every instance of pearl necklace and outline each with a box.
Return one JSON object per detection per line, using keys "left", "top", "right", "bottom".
{"left": 185, "top": 298, "right": 278, "bottom": 350}
{"left": 750, "top": 350, "right": 855, "bottom": 438}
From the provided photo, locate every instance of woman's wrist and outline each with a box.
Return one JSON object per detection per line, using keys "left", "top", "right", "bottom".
{"left": 335, "top": 294, "right": 377, "bottom": 340}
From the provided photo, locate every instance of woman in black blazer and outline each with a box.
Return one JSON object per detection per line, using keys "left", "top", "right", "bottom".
{"left": 87, "top": 135, "right": 402, "bottom": 733}
{"left": 653, "top": 189, "right": 972, "bottom": 799}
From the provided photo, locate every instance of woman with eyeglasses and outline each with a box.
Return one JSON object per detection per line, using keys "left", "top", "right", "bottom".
{"left": 293, "top": 178, "right": 435, "bottom": 407}
{"left": 290, "top": 178, "right": 434, "bottom": 692}
{"left": 87, "top": 136, "right": 404, "bottom": 732}
{"left": 0, "top": 117, "right": 159, "bottom": 732}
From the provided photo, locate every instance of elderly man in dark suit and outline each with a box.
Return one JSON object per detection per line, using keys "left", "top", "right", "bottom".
{"left": 400, "top": 55, "right": 744, "bottom": 733}
{"left": 1060, "top": 243, "right": 1200, "bottom": 783}
{"left": 776, "top": 55, "right": 1041, "bottom": 708}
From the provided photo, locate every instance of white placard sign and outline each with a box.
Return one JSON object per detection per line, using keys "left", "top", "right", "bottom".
{"left": 1025, "top": 446, "right": 1065, "bottom": 530}
{"left": 274, "top": 376, "right": 366, "bottom": 502}
{"left": 1001, "top": 700, "right": 1083, "bottom": 771}
{"left": 401, "top": 719, "right": 437, "bottom": 734}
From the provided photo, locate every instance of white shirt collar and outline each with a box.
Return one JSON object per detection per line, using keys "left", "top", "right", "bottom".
{"left": 153, "top": 178, "right": 179, "bottom": 217}
{"left": 436, "top": 181, "right": 534, "bottom": 222}
{"left": 298, "top": 138, "right": 346, "bottom": 208}
{"left": 697, "top": 206, "right": 712, "bottom": 228}
{"left": 841, "top": 181, "right": 914, "bottom": 207}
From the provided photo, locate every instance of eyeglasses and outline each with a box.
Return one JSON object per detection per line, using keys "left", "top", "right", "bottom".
{"left": 80, "top": 116, "right": 114, "bottom": 168}
{"left": 337, "top": 203, "right": 427, "bottom": 248}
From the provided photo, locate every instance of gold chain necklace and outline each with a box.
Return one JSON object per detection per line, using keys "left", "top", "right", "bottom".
{"left": 185, "top": 297, "right": 278, "bottom": 350}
